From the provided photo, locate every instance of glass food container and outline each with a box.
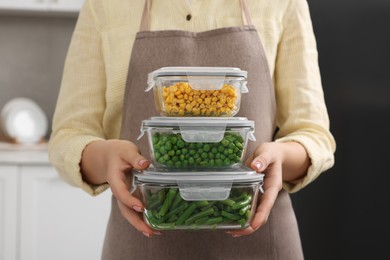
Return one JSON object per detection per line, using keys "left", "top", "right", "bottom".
{"left": 132, "top": 168, "right": 264, "bottom": 230}
{"left": 138, "top": 117, "right": 256, "bottom": 170}
{"left": 146, "top": 67, "right": 248, "bottom": 117}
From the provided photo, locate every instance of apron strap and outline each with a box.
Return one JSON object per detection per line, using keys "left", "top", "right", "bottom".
{"left": 139, "top": 0, "right": 252, "bottom": 31}
{"left": 240, "top": 0, "right": 253, "bottom": 26}
{"left": 139, "top": 0, "right": 151, "bottom": 32}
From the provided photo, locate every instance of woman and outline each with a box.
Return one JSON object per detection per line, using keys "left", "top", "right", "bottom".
{"left": 49, "top": 0, "right": 336, "bottom": 259}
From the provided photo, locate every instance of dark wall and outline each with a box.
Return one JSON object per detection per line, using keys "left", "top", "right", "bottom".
{"left": 291, "top": 1, "right": 390, "bottom": 259}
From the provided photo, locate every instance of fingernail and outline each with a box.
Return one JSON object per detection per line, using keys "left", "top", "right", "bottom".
{"left": 138, "top": 159, "right": 148, "bottom": 167}
{"left": 255, "top": 161, "right": 262, "bottom": 171}
{"left": 153, "top": 231, "right": 162, "bottom": 235}
{"left": 232, "top": 234, "right": 242, "bottom": 238}
{"left": 133, "top": 206, "right": 143, "bottom": 212}
{"left": 143, "top": 232, "right": 152, "bottom": 237}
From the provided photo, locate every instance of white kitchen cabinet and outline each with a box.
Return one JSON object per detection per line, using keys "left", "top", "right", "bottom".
{"left": 49, "top": 0, "right": 83, "bottom": 12}
{"left": 0, "top": 166, "right": 18, "bottom": 260}
{"left": 0, "top": 143, "right": 112, "bottom": 260}
{"left": 0, "top": 0, "right": 83, "bottom": 13}
{"left": 0, "top": 0, "right": 46, "bottom": 11}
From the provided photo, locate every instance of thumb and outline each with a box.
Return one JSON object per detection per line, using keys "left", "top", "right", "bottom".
{"left": 250, "top": 153, "right": 269, "bottom": 173}
{"left": 122, "top": 142, "right": 150, "bottom": 170}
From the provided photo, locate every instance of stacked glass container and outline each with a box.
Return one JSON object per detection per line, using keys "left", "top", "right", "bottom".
{"left": 132, "top": 67, "right": 264, "bottom": 230}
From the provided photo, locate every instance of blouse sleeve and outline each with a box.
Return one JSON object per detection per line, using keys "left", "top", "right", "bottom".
{"left": 273, "top": 0, "right": 336, "bottom": 193}
{"left": 48, "top": 0, "right": 109, "bottom": 196}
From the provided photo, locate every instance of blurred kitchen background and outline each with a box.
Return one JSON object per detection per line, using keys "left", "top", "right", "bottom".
{"left": 0, "top": 0, "right": 389, "bottom": 259}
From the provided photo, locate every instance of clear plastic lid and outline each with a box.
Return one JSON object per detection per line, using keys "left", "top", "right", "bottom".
{"left": 146, "top": 67, "right": 248, "bottom": 92}
{"left": 132, "top": 167, "right": 264, "bottom": 201}
{"left": 148, "top": 67, "right": 248, "bottom": 78}
{"left": 138, "top": 117, "right": 256, "bottom": 143}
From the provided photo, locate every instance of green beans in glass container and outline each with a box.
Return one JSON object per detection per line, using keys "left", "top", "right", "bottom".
{"left": 144, "top": 188, "right": 253, "bottom": 230}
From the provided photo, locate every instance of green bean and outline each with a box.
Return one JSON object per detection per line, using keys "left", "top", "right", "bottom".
{"left": 175, "top": 203, "right": 198, "bottom": 225}
{"left": 200, "top": 201, "right": 217, "bottom": 211}
{"left": 158, "top": 188, "right": 177, "bottom": 217}
{"left": 238, "top": 218, "right": 247, "bottom": 228}
{"left": 165, "top": 201, "right": 189, "bottom": 219}
{"left": 195, "top": 200, "right": 209, "bottom": 208}
{"left": 239, "top": 205, "right": 251, "bottom": 215}
{"left": 204, "top": 217, "right": 223, "bottom": 225}
{"left": 168, "top": 214, "right": 178, "bottom": 223}
{"left": 155, "top": 222, "right": 176, "bottom": 229}
{"left": 231, "top": 192, "right": 248, "bottom": 202}
{"left": 221, "top": 211, "right": 241, "bottom": 221}
{"left": 220, "top": 199, "right": 236, "bottom": 207}
{"left": 184, "top": 208, "right": 215, "bottom": 225}
{"left": 232, "top": 195, "right": 252, "bottom": 210}
{"left": 245, "top": 209, "right": 251, "bottom": 220}
{"left": 148, "top": 190, "right": 166, "bottom": 210}
{"left": 212, "top": 206, "right": 220, "bottom": 217}
{"left": 170, "top": 192, "right": 183, "bottom": 210}
{"left": 194, "top": 216, "right": 209, "bottom": 225}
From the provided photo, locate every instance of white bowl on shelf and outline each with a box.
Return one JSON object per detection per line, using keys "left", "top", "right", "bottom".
{"left": 0, "top": 98, "right": 48, "bottom": 145}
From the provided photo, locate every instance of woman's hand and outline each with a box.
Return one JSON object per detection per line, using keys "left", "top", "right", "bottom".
{"left": 227, "top": 141, "right": 309, "bottom": 237}
{"left": 80, "top": 140, "right": 161, "bottom": 237}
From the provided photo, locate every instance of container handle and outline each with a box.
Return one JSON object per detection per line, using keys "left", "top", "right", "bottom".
{"left": 177, "top": 181, "right": 233, "bottom": 201}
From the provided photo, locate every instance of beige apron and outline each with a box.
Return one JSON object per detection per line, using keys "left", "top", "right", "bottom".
{"left": 102, "top": 0, "right": 304, "bottom": 259}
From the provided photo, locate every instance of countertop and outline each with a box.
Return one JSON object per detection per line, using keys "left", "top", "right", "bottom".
{"left": 0, "top": 142, "right": 50, "bottom": 165}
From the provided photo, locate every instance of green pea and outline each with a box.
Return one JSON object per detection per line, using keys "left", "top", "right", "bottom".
{"left": 201, "top": 152, "right": 208, "bottom": 159}
{"left": 229, "top": 153, "right": 236, "bottom": 160}
{"left": 203, "top": 144, "right": 211, "bottom": 152}
{"left": 152, "top": 136, "right": 159, "bottom": 144}
{"left": 170, "top": 136, "right": 177, "bottom": 145}
{"left": 215, "top": 159, "right": 223, "bottom": 166}
{"left": 175, "top": 161, "right": 182, "bottom": 168}
{"left": 159, "top": 146, "right": 167, "bottom": 154}
{"left": 224, "top": 158, "right": 231, "bottom": 165}
{"left": 209, "top": 159, "right": 215, "bottom": 166}
{"left": 165, "top": 142, "right": 172, "bottom": 150}
{"left": 168, "top": 150, "right": 175, "bottom": 156}
{"left": 167, "top": 160, "right": 174, "bottom": 167}
{"left": 177, "top": 140, "right": 185, "bottom": 148}
{"left": 221, "top": 139, "right": 229, "bottom": 147}
{"left": 211, "top": 147, "right": 218, "bottom": 154}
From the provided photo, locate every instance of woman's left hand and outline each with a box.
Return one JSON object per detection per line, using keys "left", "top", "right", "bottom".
{"left": 227, "top": 142, "right": 284, "bottom": 237}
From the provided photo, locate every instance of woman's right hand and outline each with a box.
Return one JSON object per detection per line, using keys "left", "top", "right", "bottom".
{"left": 80, "top": 139, "right": 161, "bottom": 237}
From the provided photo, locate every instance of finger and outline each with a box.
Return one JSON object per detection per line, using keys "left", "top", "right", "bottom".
{"left": 226, "top": 225, "right": 256, "bottom": 237}
{"left": 117, "top": 200, "right": 161, "bottom": 237}
{"left": 109, "top": 171, "right": 144, "bottom": 212}
{"left": 250, "top": 154, "right": 269, "bottom": 173}
{"left": 120, "top": 142, "right": 150, "bottom": 170}
{"left": 226, "top": 186, "right": 279, "bottom": 237}
{"left": 251, "top": 186, "right": 279, "bottom": 229}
